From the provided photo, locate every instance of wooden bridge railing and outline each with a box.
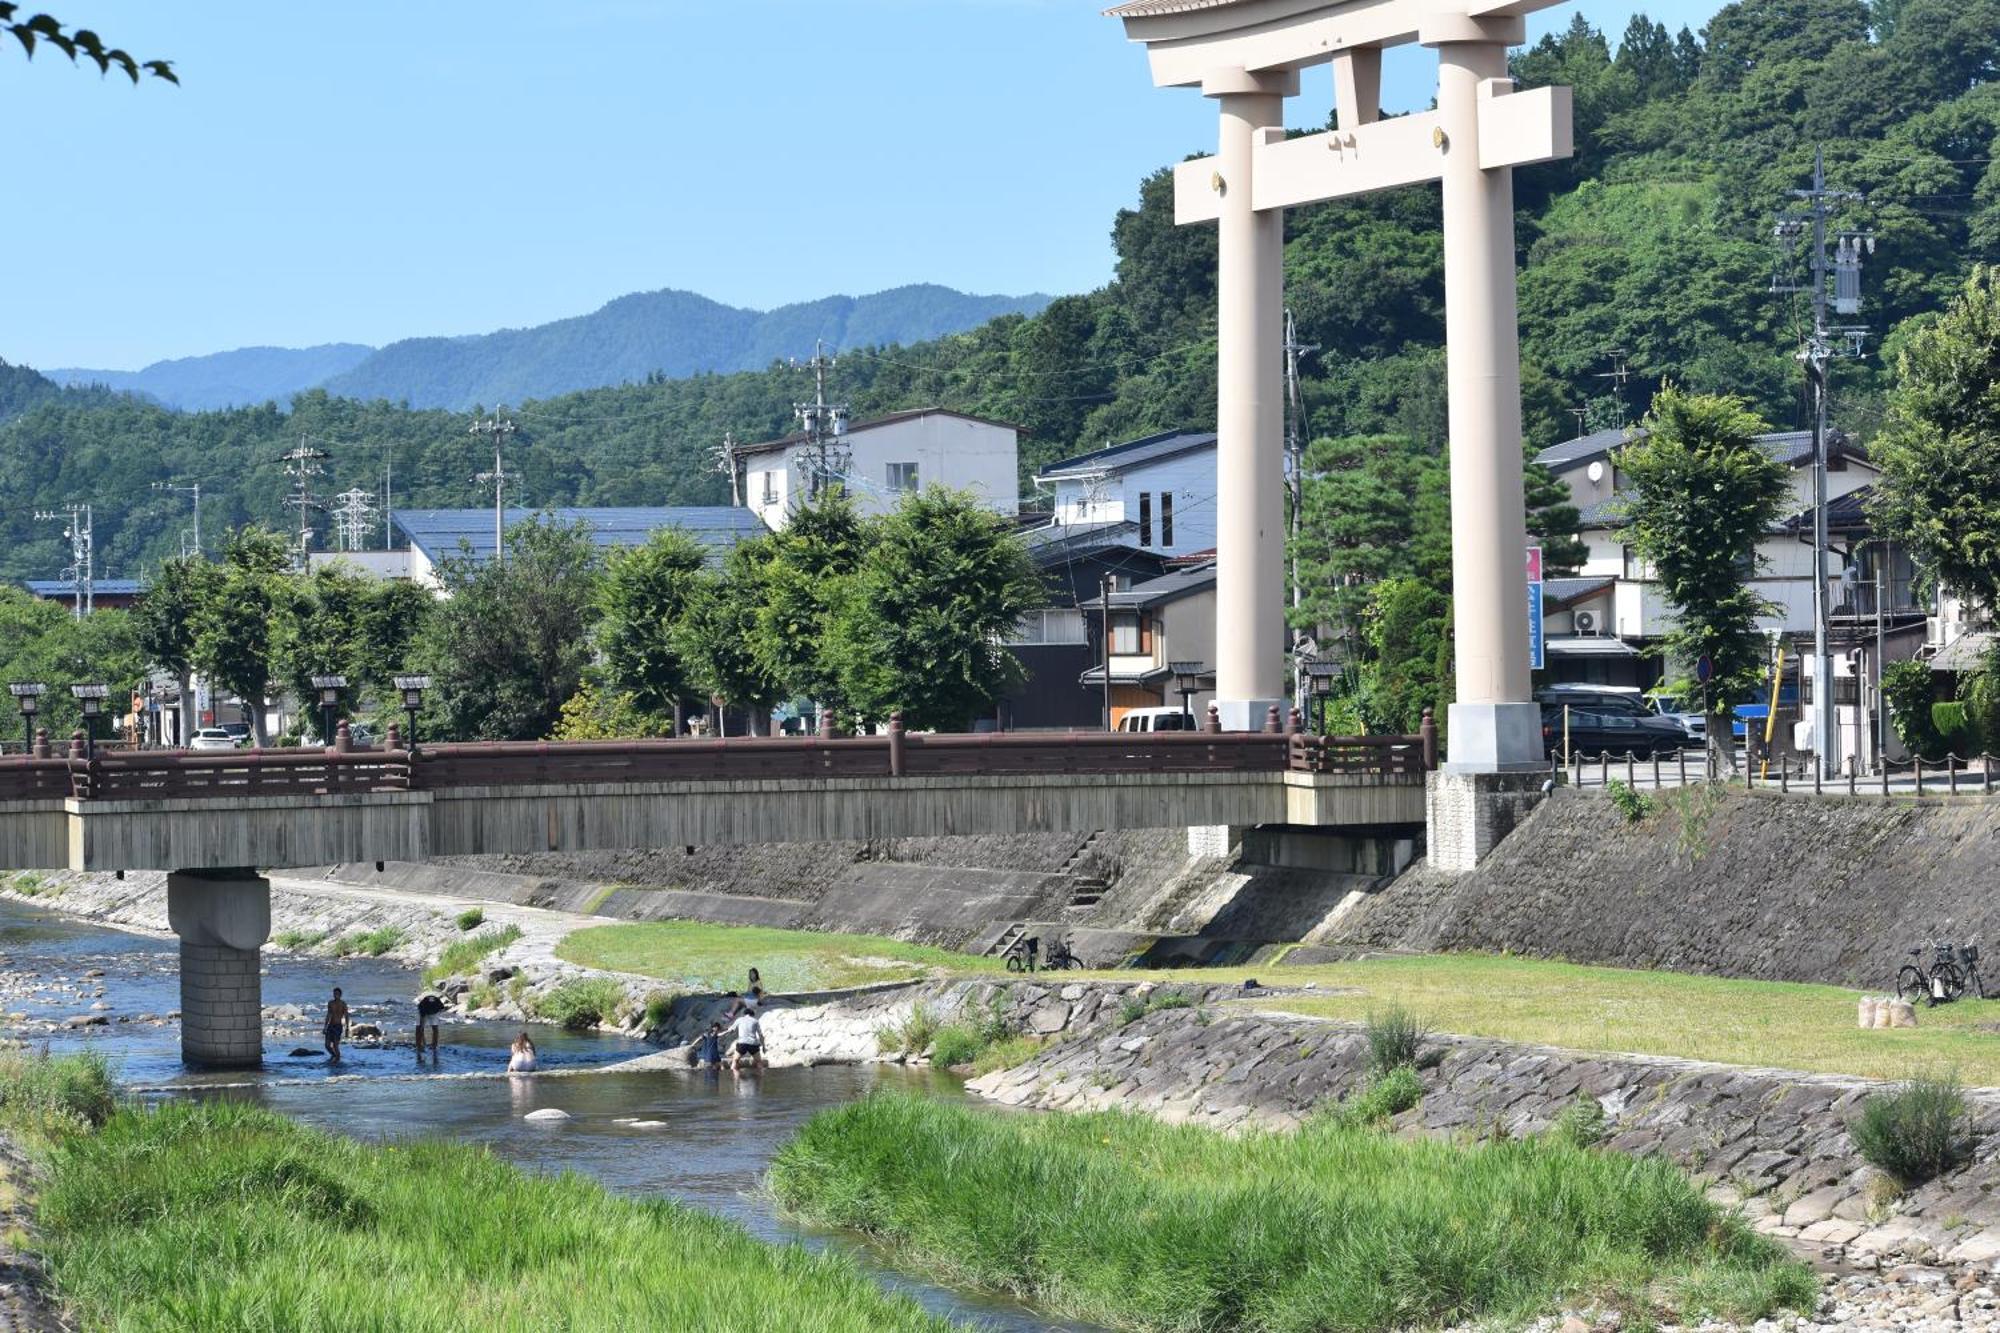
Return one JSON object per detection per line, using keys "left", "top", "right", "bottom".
{"left": 0, "top": 716, "right": 1436, "bottom": 804}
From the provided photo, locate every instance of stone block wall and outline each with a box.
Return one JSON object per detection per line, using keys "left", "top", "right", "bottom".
{"left": 1426, "top": 770, "right": 1548, "bottom": 872}
{"left": 178, "top": 940, "right": 262, "bottom": 1067}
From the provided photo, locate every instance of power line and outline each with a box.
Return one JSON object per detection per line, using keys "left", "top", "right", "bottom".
{"left": 33, "top": 503, "right": 93, "bottom": 618}
{"left": 276, "top": 436, "right": 331, "bottom": 563}
{"left": 793, "top": 341, "right": 850, "bottom": 502}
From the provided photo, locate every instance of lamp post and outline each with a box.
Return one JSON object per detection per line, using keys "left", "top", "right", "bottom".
{"left": 1170, "top": 661, "right": 1207, "bottom": 728}
{"left": 8, "top": 683, "right": 45, "bottom": 752}
{"left": 310, "top": 674, "right": 347, "bottom": 747}
{"left": 70, "top": 683, "right": 107, "bottom": 757}
{"left": 393, "top": 675, "right": 430, "bottom": 753}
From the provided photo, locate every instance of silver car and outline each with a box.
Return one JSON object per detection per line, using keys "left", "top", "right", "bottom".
{"left": 1648, "top": 693, "right": 1707, "bottom": 743}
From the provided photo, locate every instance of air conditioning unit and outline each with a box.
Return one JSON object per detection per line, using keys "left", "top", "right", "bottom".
{"left": 1574, "top": 609, "right": 1599, "bottom": 636}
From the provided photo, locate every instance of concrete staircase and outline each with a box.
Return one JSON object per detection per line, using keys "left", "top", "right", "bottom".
{"left": 1058, "top": 832, "right": 1110, "bottom": 913}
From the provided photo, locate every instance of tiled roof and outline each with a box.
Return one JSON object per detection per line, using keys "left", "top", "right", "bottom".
{"left": 1932, "top": 631, "right": 1996, "bottom": 672}
{"left": 1088, "top": 561, "right": 1217, "bottom": 610}
{"left": 1543, "top": 577, "right": 1613, "bottom": 607}
{"left": 1037, "top": 429, "right": 1217, "bottom": 482}
{"left": 1022, "top": 520, "right": 1142, "bottom": 555}
{"left": 395, "top": 507, "right": 763, "bottom": 566}
{"left": 1535, "top": 428, "right": 1865, "bottom": 474}
{"left": 1779, "top": 484, "right": 1876, "bottom": 535}
{"left": 737, "top": 408, "right": 1019, "bottom": 457}
{"left": 22, "top": 578, "right": 145, "bottom": 597}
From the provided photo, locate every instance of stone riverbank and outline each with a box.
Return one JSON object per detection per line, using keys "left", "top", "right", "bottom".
{"left": 0, "top": 1132, "right": 61, "bottom": 1333}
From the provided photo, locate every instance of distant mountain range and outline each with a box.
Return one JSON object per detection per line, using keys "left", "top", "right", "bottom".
{"left": 46, "top": 284, "right": 1051, "bottom": 413}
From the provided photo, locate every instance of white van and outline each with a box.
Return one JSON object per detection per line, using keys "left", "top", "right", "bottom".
{"left": 1116, "top": 707, "right": 1198, "bottom": 733}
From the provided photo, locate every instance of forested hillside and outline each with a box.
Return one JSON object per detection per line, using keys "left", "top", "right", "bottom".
{"left": 1, "top": 0, "right": 1994, "bottom": 588}
{"left": 49, "top": 344, "right": 374, "bottom": 412}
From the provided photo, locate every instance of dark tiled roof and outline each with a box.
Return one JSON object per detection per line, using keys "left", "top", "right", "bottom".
{"left": 22, "top": 578, "right": 145, "bottom": 597}
{"left": 395, "top": 507, "right": 763, "bottom": 566}
{"left": 1535, "top": 426, "right": 1637, "bottom": 471}
{"left": 1037, "top": 429, "right": 1217, "bottom": 482}
{"left": 1088, "top": 561, "right": 1217, "bottom": 610}
{"left": 1543, "top": 577, "right": 1613, "bottom": 607}
{"left": 737, "top": 408, "right": 1019, "bottom": 456}
{"left": 1779, "top": 484, "right": 1876, "bottom": 535}
{"left": 1536, "top": 427, "right": 1864, "bottom": 474}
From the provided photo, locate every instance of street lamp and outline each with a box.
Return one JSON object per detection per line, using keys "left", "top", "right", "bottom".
{"left": 1170, "top": 661, "right": 1207, "bottom": 727}
{"left": 70, "top": 683, "right": 107, "bottom": 757}
{"left": 310, "top": 674, "right": 347, "bottom": 746}
{"left": 8, "top": 683, "right": 45, "bottom": 752}
{"left": 393, "top": 675, "right": 430, "bottom": 751}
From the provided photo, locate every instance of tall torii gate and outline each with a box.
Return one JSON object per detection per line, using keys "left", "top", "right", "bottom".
{"left": 1107, "top": 0, "right": 1572, "bottom": 805}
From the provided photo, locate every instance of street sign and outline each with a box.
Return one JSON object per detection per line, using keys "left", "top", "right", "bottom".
{"left": 1695, "top": 655, "right": 1714, "bottom": 685}
{"left": 1526, "top": 546, "right": 1544, "bottom": 672}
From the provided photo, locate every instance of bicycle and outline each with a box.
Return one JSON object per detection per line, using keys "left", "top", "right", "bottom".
{"left": 1042, "top": 938, "right": 1083, "bottom": 971}
{"left": 1896, "top": 936, "right": 1982, "bottom": 1006}
{"left": 1003, "top": 936, "right": 1041, "bottom": 973}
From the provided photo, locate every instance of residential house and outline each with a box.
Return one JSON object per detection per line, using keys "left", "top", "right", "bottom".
{"left": 1079, "top": 560, "right": 1222, "bottom": 728}
{"left": 19, "top": 578, "right": 145, "bottom": 612}
{"left": 1034, "top": 430, "right": 1217, "bottom": 558}
{"left": 998, "top": 521, "right": 1168, "bottom": 730}
{"left": 736, "top": 408, "right": 1019, "bottom": 530}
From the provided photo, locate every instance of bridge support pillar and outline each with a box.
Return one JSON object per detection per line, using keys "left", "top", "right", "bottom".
{"left": 1425, "top": 771, "right": 1545, "bottom": 873}
{"left": 166, "top": 868, "right": 270, "bottom": 1068}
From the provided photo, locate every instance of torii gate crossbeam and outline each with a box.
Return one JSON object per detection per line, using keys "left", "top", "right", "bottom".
{"left": 1108, "top": 0, "right": 1573, "bottom": 812}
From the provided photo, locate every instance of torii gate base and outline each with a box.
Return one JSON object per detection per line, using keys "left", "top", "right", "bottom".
{"left": 1425, "top": 770, "right": 1545, "bottom": 872}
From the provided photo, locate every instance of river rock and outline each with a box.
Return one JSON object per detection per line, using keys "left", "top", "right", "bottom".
{"left": 82, "top": 968, "right": 103, "bottom": 978}
{"left": 352, "top": 1024, "right": 382, "bottom": 1039}
{"left": 628, "top": 1120, "right": 668, "bottom": 1129}
{"left": 523, "top": 1108, "right": 571, "bottom": 1123}
{"left": 288, "top": 1048, "right": 318, "bottom": 1058}
{"left": 1029, "top": 1003, "right": 1071, "bottom": 1035}
{"left": 62, "top": 1014, "right": 106, "bottom": 1027}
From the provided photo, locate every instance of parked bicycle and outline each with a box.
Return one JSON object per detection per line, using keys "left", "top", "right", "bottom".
{"left": 1895, "top": 935, "right": 1985, "bottom": 1006}
{"left": 1003, "top": 935, "right": 1083, "bottom": 972}
{"left": 1041, "top": 938, "right": 1083, "bottom": 971}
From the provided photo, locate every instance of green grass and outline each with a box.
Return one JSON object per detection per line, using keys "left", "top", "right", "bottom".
{"left": 1102, "top": 953, "right": 2000, "bottom": 1086}
{"left": 555, "top": 920, "right": 997, "bottom": 993}
{"left": 0, "top": 1049, "right": 116, "bottom": 1147}
{"left": 271, "top": 928, "right": 326, "bottom": 951}
{"left": 454, "top": 907, "right": 486, "bottom": 931}
{"left": 770, "top": 1093, "right": 1815, "bottom": 1333}
{"left": 529, "top": 976, "right": 628, "bottom": 1030}
{"left": 331, "top": 925, "right": 406, "bottom": 958}
{"left": 33, "top": 1100, "right": 947, "bottom": 1332}
{"left": 1853, "top": 1070, "right": 1974, "bottom": 1185}
{"left": 422, "top": 925, "right": 524, "bottom": 986}
{"left": 8, "top": 871, "right": 47, "bottom": 897}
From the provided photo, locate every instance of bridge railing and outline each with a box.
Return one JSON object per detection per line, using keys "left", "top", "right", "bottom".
{"left": 3, "top": 725, "right": 1436, "bottom": 803}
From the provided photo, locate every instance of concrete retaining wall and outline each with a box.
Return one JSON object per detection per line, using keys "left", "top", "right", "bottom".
{"left": 1318, "top": 788, "right": 2000, "bottom": 989}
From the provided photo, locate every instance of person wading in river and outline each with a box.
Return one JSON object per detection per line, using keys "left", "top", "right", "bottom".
{"left": 728, "top": 1008, "right": 764, "bottom": 1073}
{"left": 415, "top": 990, "right": 445, "bottom": 1058}
{"left": 507, "top": 1031, "right": 537, "bottom": 1073}
{"left": 323, "top": 987, "right": 350, "bottom": 1062}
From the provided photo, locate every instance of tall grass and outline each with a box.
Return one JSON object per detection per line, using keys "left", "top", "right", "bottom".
{"left": 0, "top": 1048, "right": 116, "bottom": 1145}
{"left": 34, "top": 1101, "right": 946, "bottom": 1332}
{"left": 422, "top": 924, "right": 524, "bottom": 986}
{"left": 332, "top": 925, "right": 406, "bottom": 958}
{"left": 770, "top": 1093, "right": 1816, "bottom": 1333}
{"left": 529, "top": 976, "right": 627, "bottom": 1030}
{"left": 1853, "top": 1070, "right": 1974, "bottom": 1186}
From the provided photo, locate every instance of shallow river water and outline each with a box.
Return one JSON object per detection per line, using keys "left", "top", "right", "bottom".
{"left": 0, "top": 898, "right": 1088, "bottom": 1332}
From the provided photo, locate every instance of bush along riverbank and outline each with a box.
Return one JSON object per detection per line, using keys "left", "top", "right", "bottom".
{"left": 22, "top": 1092, "right": 949, "bottom": 1333}
{"left": 769, "top": 1091, "right": 1816, "bottom": 1333}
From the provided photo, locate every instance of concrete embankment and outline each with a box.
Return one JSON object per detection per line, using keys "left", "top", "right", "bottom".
{"left": 1311, "top": 788, "right": 2000, "bottom": 989}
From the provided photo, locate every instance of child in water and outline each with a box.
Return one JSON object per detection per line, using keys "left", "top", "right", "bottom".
{"left": 507, "top": 1031, "right": 537, "bottom": 1073}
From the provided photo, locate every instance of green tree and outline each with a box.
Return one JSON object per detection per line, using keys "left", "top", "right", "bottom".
{"left": 822, "top": 489, "right": 1046, "bottom": 731}
{"left": 132, "top": 555, "right": 215, "bottom": 743}
{"left": 271, "top": 565, "right": 434, "bottom": 738}
{"left": 1870, "top": 267, "right": 2000, "bottom": 610}
{"left": 754, "top": 494, "right": 871, "bottom": 716}
{"left": 190, "top": 527, "right": 290, "bottom": 745}
{"left": 1358, "top": 576, "right": 1451, "bottom": 734}
{"left": 1291, "top": 435, "right": 1423, "bottom": 634}
{"left": 675, "top": 538, "right": 784, "bottom": 733}
{"left": 1616, "top": 388, "right": 1790, "bottom": 762}
{"left": 420, "top": 518, "right": 603, "bottom": 741}
{"left": 595, "top": 528, "right": 710, "bottom": 731}
{"left": 0, "top": 588, "right": 145, "bottom": 743}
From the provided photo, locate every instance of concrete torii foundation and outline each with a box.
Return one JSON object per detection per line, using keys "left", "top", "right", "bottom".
{"left": 1108, "top": 0, "right": 1576, "bottom": 867}
{"left": 165, "top": 867, "right": 272, "bottom": 1067}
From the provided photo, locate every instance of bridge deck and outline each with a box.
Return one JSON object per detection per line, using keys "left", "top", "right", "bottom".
{"left": 0, "top": 730, "right": 1432, "bottom": 873}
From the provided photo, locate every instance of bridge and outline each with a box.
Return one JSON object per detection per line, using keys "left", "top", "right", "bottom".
{"left": 0, "top": 719, "right": 1432, "bottom": 1067}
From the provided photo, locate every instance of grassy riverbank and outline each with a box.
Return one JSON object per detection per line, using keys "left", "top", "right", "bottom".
{"left": 771, "top": 1093, "right": 1815, "bottom": 1333}
{"left": 25, "top": 1097, "right": 948, "bottom": 1332}
{"left": 556, "top": 919, "right": 997, "bottom": 992}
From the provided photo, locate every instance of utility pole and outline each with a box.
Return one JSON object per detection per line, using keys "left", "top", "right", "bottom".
{"left": 470, "top": 412, "right": 519, "bottom": 564}
{"left": 1100, "top": 572, "right": 1114, "bottom": 731}
{"left": 382, "top": 445, "right": 395, "bottom": 552}
{"left": 277, "top": 437, "right": 331, "bottom": 563}
{"left": 151, "top": 479, "right": 203, "bottom": 559}
{"left": 1773, "top": 146, "right": 1870, "bottom": 780}
{"left": 1282, "top": 308, "right": 1319, "bottom": 717}
{"left": 793, "top": 342, "right": 850, "bottom": 501}
{"left": 1594, "top": 348, "right": 1631, "bottom": 429}
{"left": 34, "top": 504, "right": 93, "bottom": 619}
{"left": 1875, "top": 541, "right": 1887, "bottom": 776}
{"left": 714, "top": 432, "right": 741, "bottom": 507}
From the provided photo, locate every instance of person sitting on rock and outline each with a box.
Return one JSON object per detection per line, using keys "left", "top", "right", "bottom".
{"left": 507, "top": 1031, "right": 537, "bottom": 1073}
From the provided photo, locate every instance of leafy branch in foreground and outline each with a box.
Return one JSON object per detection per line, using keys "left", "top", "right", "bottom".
{"left": 1, "top": 5, "right": 176, "bottom": 82}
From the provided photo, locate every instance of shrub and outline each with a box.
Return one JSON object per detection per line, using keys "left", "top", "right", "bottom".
{"left": 1933, "top": 702, "right": 1973, "bottom": 757}
{"left": 1119, "top": 989, "right": 1195, "bottom": 1027}
{"left": 1551, "top": 1097, "right": 1608, "bottom": 1149}
{"left": 1606, "top": 778, "right": 1655, "bottom": 823}
{"left": 0, "top": 1048, "right": 117, "bottom": 1143}
{"left": 272, "top": 929, "right": 325, "bottom": 951}
{"left": 422, "top": 925, "right": 524, "bottom": 986}
{"left": 1853, "top": 1071, "right": 1974, "bottom": 1186}
{"left": 1885, "top": 658, "right": 1944, "bottom": 759}
{"left": 333, "top": 926, "right": 406, "bottom": 958}
{"left": 466, "top": 980, "right": 500, "bottom": 1013}
{"left": 642, "top": 992, "right": 678, "bottom": 1032}
{"left": 875, "top": 1003, "right": 940, "bottom": 1057}
{"left": 1959, "top": 640, "right": 2000, "bottom": 756}
{"left": 1325, "top": 1066, "right": 1424, "bottom": 1128}
{"left": 928, "top": 1023, "right": 983, "bottom": 1068}
{"left": 454, "top": 907, "right": 486, "bottom": 931}
{"left": 1364, "top": 1006, "right": 1428, "bottom": 1077}
{"left": 531, "top": 977, "right": 627, "bottom": 1031}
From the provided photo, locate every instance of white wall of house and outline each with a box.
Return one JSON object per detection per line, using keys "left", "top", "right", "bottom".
{"left": 746, "top": 414, "right": 1018, "bottom": 532}
{"left": 1048, "top": 449, "right": 1216, "bottom": 556}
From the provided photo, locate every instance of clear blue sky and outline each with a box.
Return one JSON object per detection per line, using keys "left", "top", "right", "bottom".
{"left": 3, "top": 1, "right": 1724, "bottom": 371}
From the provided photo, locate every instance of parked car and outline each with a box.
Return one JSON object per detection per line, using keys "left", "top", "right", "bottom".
{"left": 1646, "top": 691, "right": 1707, "bottom": 743}
{"left": 1116, "top": 707, "right": 1199, "bottom": 733}
{"left": 1535, "top": 688, "right": 1689, "bottom": 758}
{"left": 188, "top": 727, "right": 243, "bottom": 751}
{"left": 217, "top": 721, "right": 252, "bottom": 743}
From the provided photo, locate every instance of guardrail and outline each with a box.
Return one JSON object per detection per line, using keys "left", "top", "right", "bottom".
{"left": 0, "top": 713, "right": 1436, "bottom": 803}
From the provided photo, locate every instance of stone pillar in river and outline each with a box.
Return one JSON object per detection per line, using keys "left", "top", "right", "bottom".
{"left": 166, "top": 867, "right": 271, "bottom": 1068}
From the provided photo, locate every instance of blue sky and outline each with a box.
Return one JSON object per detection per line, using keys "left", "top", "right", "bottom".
{"left": 4, "top": 1, "right": 1724, "bottom": 370}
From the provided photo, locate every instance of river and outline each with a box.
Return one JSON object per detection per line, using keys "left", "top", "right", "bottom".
{"left": 0, "top": 897, "right": 1087, "bottom": 1332}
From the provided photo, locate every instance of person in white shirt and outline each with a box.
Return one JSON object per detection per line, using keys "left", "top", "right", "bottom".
{"left": 728, "top": 1009, "right": 764, "bottom": 1072}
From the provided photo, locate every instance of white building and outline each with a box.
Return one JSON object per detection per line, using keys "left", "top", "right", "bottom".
{"left": 1033, "top": 430, "right": 1217, "bottom": 559}
{"left": 737, "top": 408, "right": 1019, "bottom": 531}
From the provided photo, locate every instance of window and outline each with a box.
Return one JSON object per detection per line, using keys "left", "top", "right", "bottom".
{"left": 1110, "top": 612, "right": 1142, "bottom": 654}
{"left": 1004, "top": 609, "right": 1087, "bottom": 645}
{"left": 1138, "top": 492, "right": 1153, "bottom": 546}
{"left": 887, "top": 461, "right": 919, "bottom": 493}
{"left": 760, "top": 470, "right": 777, "bottom": 506}
{"left": 1160, "top": 492, "right": 1174, "bottom": 546}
